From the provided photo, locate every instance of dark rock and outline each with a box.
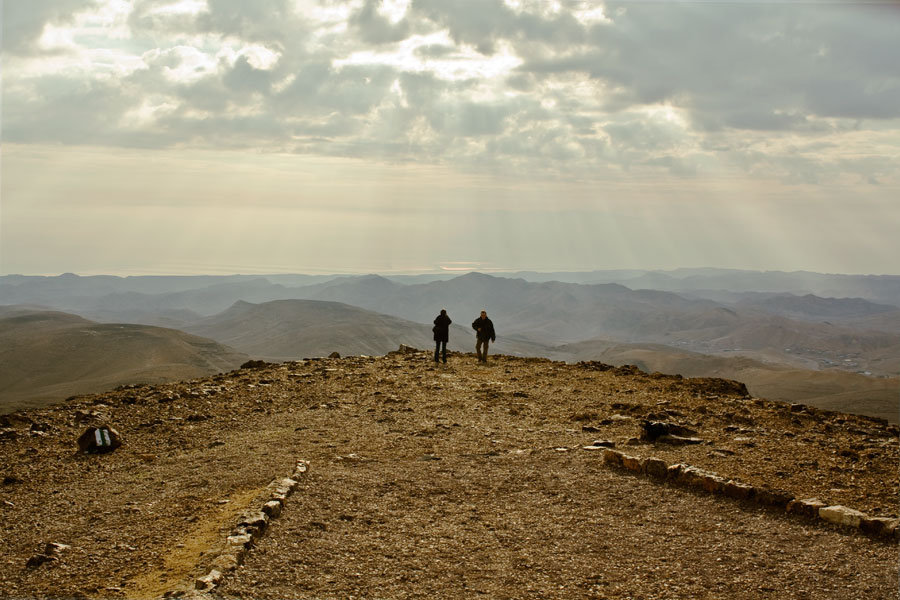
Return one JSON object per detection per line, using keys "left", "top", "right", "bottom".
{"left": 641, "top": 420, "right": 670, "bottom": 441}
{"left": 590, "top": 439, "right": 616, "bottom": 448}
{"left": 328, "top": 352, "right": 341, "bottom": 359}
{"left": 76, "top": 426, "right": 122, "bottom": 454}
{"left": 787, "top": 498, "right": 826, "bottom": 519}
{"left": 640, "top": 420, "right": 699, "bottom": 442}
{"left": 26, "top": 554, "right": 56, "bottom": 568}
{"left": 644, "top": 458, "right": 669, "bottom": 478}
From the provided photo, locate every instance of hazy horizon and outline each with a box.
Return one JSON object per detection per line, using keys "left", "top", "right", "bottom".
{"left": 4, "top": 266, "right": 900, "bottom": 278}
{"left": 3, "top": 1, "right": 898, "bottom": 277}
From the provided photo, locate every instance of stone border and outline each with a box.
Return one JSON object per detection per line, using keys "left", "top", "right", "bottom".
{"left": 172, "top": 460, "right": 310, "bottom": 599}
{"left": 600, "top": 449, "right": 899, "bottom": 542}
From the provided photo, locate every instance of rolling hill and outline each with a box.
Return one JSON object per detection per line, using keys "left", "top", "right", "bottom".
{"left": 182, "top": 299, "right": 552, "bottom": 361}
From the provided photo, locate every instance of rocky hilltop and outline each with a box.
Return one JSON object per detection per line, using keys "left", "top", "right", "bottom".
{"left": 1, "top": 350, "right": 897, "bottom": 599}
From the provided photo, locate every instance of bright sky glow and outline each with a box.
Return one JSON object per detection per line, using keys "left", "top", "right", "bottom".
{"left": 1, "top": 0, "right": 898, "bottom": 276}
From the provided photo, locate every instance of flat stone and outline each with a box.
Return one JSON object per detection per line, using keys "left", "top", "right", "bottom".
{"left": 658, "top": 434, "right": 705, "bottom": 446}
{"left": 196, "top": 569, "right": 223, "bottom": 590}
{"left": 238, "top": 511, "right": 269, "bottom": 530}
{"left": 666, "top": 463, "right": 687, "bottom": 479}
{"left": 676, "top": 466, "right": 723, "bottom": 492}
{"left": 722, "top": 480, "right": 754, "bottom": 500}
{"left": 226, "top": 533, "right": 253, "bottom": 549}
{"left": 621, "top": 454, "right": 644, "bottom": 473}
{"left": 787, "top": 498, "right": 826, "bottom": 519}
{"left": 602, "top": 449, "right": 624, "bottom": 467}
{"left": 820, "top": 505, "right": 867, "bottom": 528}
{"left": 860, "top": 516, "right": 900, "bottom": 537}
{"left": 262, "top": 500, "right": 283, "bottom": 518}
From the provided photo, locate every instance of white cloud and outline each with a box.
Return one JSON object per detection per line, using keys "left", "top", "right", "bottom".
{"left": 3, "top": 0, "right": 899, "bottom": 186}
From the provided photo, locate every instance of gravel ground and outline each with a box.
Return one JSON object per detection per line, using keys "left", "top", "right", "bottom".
{"left": 218, "top": 454, "right": 898, "bottom": 599}
{"left": 1, "top": 350, "right": 897, "bottom": 599}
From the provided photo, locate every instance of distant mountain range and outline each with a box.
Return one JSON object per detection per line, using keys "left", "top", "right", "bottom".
{"left": 1, "top": 269, "right": 897, "bottom": 420}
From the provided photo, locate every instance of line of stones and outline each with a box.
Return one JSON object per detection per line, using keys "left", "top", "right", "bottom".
{"left": 174, "top": 460, "right": 311, "bottom": 599}
{"left": 600, "top": 449, "right": 899, "bottom": 541}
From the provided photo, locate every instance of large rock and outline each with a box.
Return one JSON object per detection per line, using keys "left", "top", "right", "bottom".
{"left": 76, "top": 426, "right": 122, "bottom": 454}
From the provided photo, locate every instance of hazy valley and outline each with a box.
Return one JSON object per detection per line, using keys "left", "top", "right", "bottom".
{"left": 1, "top": 269, "right": 898, "bottom": 422}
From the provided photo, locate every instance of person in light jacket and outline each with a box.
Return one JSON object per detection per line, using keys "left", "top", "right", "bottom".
{"left": 471, "top": 310, "right": 496, "bottom": 362}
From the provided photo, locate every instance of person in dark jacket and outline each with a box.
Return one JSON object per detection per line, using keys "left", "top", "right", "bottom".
{"left": 433, "top": 309, "right": 452, "bottom": 363}
{"left": 471, "top": 310, "right": 496, "bottom": 362}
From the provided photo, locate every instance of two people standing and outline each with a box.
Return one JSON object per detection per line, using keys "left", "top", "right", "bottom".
{"left": 432, "top": 309, "right": 497, "bottom": 363}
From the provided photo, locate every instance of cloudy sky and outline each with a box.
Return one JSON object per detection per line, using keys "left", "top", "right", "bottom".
{"left": 2, "top": 0, "right": 898, "bottom": 276}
